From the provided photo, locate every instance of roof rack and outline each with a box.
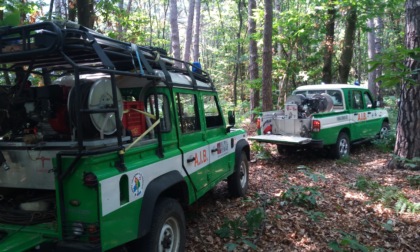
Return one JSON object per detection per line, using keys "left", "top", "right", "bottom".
{"left": 0, "top": 21, "right": 213, "bottom": 89}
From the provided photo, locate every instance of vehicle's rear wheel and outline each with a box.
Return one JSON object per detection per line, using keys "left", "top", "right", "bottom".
{"left": 331, "top": 132, "right": 350, "bottom": 159}
{"left": 277, "top": 145, "right": 297, "bottom": 155}
{"left": 228, "top": 151, "right": 249, "bottom": 197}
{"left": 378, "top": 121, "right": 390, "bottom": 139}
{"left": 139, "top": 198, "right": 185, "bottom": 252}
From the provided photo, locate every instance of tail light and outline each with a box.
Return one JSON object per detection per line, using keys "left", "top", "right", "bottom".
{"left": 312, "top": 120, "right": 321, "bottom": 132}
{"left": 83, "top": 172, "right": 98, "bottom": 187}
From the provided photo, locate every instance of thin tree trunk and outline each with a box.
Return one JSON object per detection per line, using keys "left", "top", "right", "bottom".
{"left": 262, "top": 0, "right": 273, "bottom": 112}
{"left": 374, "top": 17, "right": 384, "bottom": 103}
{"left": 275, "top": 0, "right": 285, "bottom": 109}
{"left": 183, "top": 0, "right": 195, "bottom": 64}
{"left": 193, "top": 0, "right": 201, "bottom": 62}
{"left": 170, "top": 0, "right": 181, "bottom": 67}
{"left": 116, "top": 0, "right": 124, "bottom": 40}
{"left": 391, "top": 0, "right": 420, "bottom": 169}
{"left": 233, "top": 0, "right": 244, "bottom": 107}
{"left": 338, "top": 6, "right": 357, "bottom": 84}
{"left": 148, "top": 0, "right": 153, "bottom": 46}
{"left": 248, "top": 0, "right": 259, "bottom": 120}
{"left": 321, "top": 0, "right": 336, "bottom": 84}
{"left": 367, "top": 18, "right": 377, "bottom": 95}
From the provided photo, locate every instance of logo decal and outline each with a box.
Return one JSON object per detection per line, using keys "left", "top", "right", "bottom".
{"left": 131, "top": 173, "right": 144, "bottom": 197}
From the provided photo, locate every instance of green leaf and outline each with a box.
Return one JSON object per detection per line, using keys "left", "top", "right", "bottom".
{"left": 225, "top": 243, "right": 238, "bottom": 251}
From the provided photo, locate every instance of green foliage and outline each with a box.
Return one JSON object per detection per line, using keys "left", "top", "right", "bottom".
{"left": 393, "top": 155, "right": 420, "bottom": 170}
{"left": 215, "top": 207, "right": 264, "bottom": 251}
{"left": 250, "top": 142, "right": 271, "bottom": 160}
{"left": 281, "top": 184, "right": 322, "bottom": 208}
{"left": 394, "top": 197, "right": 420, "bottom": 213}
{"left": 304, "top": 210, "right": 325, "bottom": 222}
{"left": 328, "top": 232, "right": 370, "bottom": 252}
{"left": 372, "top": 129, "right": 396, "bottom": 153}
{"left": 280, "top": 166, "right": 325, "bottom": 208}
{"left": 407, "top": 175, "right": 420, "bottom": 187}
{"left": 382, "top": 219, "right": 394, "bottom": 232}
{"left": 335, "top": 156, "right": 360, "bottom": 166}
{"left": 354, "top": 176, "right": 420, "bottom": 213}
{"left": 371, "top": 46, "right": 420, "bottom": 88}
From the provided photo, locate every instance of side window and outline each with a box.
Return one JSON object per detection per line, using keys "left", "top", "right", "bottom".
{"left": 364, "top": 92, "right": 373, "bottom": 108}
{"left": 176, "top": 93, "right": 201, "bottom": 133}
{"left": 145, "top": 93, "right": 171, "bottom": 132}
{"left": 327, "top": 90, "right": 343, "bottom": 106}
{"left": 203, "top": 95, "right": 223, "bottom": 128}
{"left": 352, "top": 90, "right": 363, "bottom": 109}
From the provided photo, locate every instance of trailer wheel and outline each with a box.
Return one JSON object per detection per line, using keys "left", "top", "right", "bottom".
{"left": 277, "top": 145, "right": 297, "bottom": 155}
{"left": 228, "top": 151, "right": 249, "bottom": 197}
{"left": 331, "top": 132, "right": 350, "bottom": 159}
{"left": 140, "top": 197, "right": 185, "bottom": 252}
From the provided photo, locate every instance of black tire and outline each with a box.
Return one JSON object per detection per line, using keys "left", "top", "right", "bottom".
{"left": 277, "top": 145, "right": 297, "bottom": 155}
{"left": 378, "top": 121, "right": 390, "bottom": 139}
{"left": 139, "top": 198, "right": 185, "bottom": 252}
{"left": 331, "top": 132, "right": 350, "bottom": 159}
{"left": 228, "top": 151, "right": 249, "bottom": 197}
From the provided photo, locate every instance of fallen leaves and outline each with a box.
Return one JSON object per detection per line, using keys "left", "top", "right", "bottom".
{"left": 185, "top": 144, "right": 420, "bottom": 251}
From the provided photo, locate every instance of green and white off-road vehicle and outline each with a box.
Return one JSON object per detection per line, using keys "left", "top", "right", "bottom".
{"left": 0, "top": 21, "right": 249, "bottom": 251}
{"left": 249, "top": 84, "right": 389, "bottom": 158}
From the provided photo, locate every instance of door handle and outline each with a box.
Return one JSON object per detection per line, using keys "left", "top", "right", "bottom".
{"left": 211, "top": 148, "right": 218, "bottom": 153}
{"left": 368, "top": 112, "right": 371, "bottom": 114}
{"left": 187, "top": 156, "right": 195, "bottom": 163}
{"left": 354, "top": 113, "right": 358, "bottom": 116}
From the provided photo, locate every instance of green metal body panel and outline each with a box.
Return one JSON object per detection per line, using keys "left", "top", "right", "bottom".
{"left": 253, "top": 84, "right": 388, "bottom": 148}
{"left": 0, "top": 21, "right": 249, "bottom": 252}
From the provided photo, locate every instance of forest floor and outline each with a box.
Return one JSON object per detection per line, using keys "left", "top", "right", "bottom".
{"left": 184, "top": 128, "right": 420, "bottom": 251}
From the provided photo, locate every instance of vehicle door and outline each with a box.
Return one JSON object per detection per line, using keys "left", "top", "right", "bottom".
{"left": 362, "top": 91, "right": 383, "bottom": 137}
{"left": 349, "top": 89, "right": 368, "bottom": 140}
{"left": 174, "top": 90, "right": 210, "bottom": 192}
{"left": 200, "top": 93, "right": 231, "bottom": 182}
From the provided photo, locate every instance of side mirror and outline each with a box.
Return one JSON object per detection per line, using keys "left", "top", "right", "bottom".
{"left": 227, "top": 111, "right": 235, "bottom": 133}
{"left": 228, "top": 111, "right": 235, "bottom": 126}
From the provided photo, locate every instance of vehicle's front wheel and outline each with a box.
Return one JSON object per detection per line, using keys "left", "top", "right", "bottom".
{"left": 228, "top": 151, "right": 249, "bottom": 197}
{"left": 140, "top": 197, "right": 185, "bottom": 252}
{"left": 378, "top": 121, "right": 390, "bottom": 139}
{"left": 331, "top": 132, "right": 350, "bottom": 159}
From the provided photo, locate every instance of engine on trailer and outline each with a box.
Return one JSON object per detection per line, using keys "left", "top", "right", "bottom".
{"left": 285, "top": 93, "right": 333, "bottom": 118}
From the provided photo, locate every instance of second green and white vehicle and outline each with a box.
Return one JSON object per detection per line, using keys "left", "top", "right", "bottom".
{"left": 249, "top": 84, "right": 389, "bottom": 158}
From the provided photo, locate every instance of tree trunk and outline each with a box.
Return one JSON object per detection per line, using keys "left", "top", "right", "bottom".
{"left": 321, "top": 0, "right": 336, "bottom": 84}
{"left": 338, "top": 6, "right": 357, "bottom": 84}
{"left": 68, "top": 0, "right": 76, "bottom": 22}
{"left": 367, "top": 18, "right": 377, "bottom": 94}
{"left": 116, "top": 0, "right": 124, "bottom": 40}
{"left": 248, "top": 0, "right": 259, "bottom": 120}
{"left": 183, "top": 0, "right": 195, "bottom": 64}
{"left": 275, "top": 0, "right": 286, "bottom": 109}
{"left": 391, "top": 0, "right": 420, "bottom": 169}
{"left": 233, "top": 0, "right": 244, "bottom": 107}
{"left": 374, "top": 17, "right": 384, "bottom": 103}
{"left": 77, "top": 0, "right": 94, "bottom": 28}
{"left": 193, "top": 0, "right": 201, "bottom": 62}
{"left": 262, "top": 0, "right": 273, "bottom": 112}
{"left": 169, "top": 0, "right": 181, "bottom": 67}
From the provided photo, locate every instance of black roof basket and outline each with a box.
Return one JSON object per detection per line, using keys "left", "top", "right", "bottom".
{"left": 0, "top": 21, "right": 214, "bottom": 88}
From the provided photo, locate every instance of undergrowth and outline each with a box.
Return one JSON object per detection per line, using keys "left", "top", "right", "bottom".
{"left": 354, "top": 176, "right": 420, "bottom": 213}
